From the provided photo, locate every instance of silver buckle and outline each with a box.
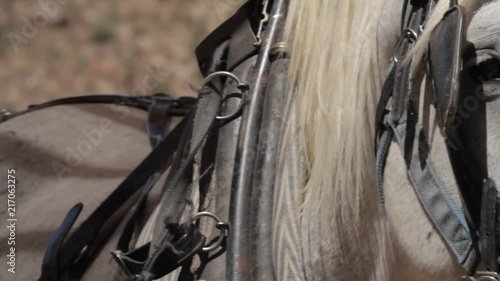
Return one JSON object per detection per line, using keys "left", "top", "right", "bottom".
{"left": 462, "top": 271, "right": 500, "bottom": 281}
{"left": 392, "top": 28, "right": 418, "bottom": 64}
{"left": 111, "top": 250, "right": 141, "bottom": 280}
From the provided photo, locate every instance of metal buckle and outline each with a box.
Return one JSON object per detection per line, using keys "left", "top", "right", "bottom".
{"left": 462, "top": 272, "right": 500, "bottom": 281}
{"left": 392, "top": 28, "right": 418, "bottom": 64}
{"left": 111, "top": 250, "right": 141, "bottom": 280}
{"left": 198, "top": 71, "right": 249, "bottom": 122}
{"left": 192, "top": 211, "right": 229, "bottom": 252}
{"left": 111, "top": 223, "right": 208, "bottom": 281}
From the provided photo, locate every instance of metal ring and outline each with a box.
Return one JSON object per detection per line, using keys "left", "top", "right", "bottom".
{"left": 478, "top": 277, "right": 500, "bottom": 281}
{"left": 192, "top": 211, "right": 229, "bottom": 252}
{"left": 392, "top": 28, "right": 419, "bottom": 64}
{"left": 198, "top": 71, "right": 248, "bottom": 121}
{"left": 462, "top": 272, "right": 500, "bottom": 281}
{"left": 270, "top": 42, "right": 290, "bottom": 55}
{"left": 0, "top": 109, "right": 12, "bottom": 122}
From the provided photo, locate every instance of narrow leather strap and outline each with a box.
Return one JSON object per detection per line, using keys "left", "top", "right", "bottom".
{"left": 116, "top": 174, "right": 160, "bottom": 253}
{"left": 480, "top": 179, "right": 497, "bottom": 272}
{"left": 39, "top": 203, "right": 83, "bottom": 281}
{"left": 4, "top": 94, "right": 196, "bottom": 123}
{"left": 143, "top": 88, "right": 222, "bottom": 280}
{"left": 113, "top": 224, "right": 205, "bottom": 279}
{"left": 375, "top": 64, "right": 396, "bottom": 145}
{"left": 53, "top": 113, "right": 192, "bottom": 279}
{"left": 386, "top": 111, "right": 478, "bottom": 271}
{"left": 375, "top": 123, "right": 394, "bottom": 212}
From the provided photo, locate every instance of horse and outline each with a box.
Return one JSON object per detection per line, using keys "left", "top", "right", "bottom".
{"left": 1, "top": 0, "right": 500, "bottom": 281}
{"left": 276, "top": 0, "right": 500, "bottom": 280}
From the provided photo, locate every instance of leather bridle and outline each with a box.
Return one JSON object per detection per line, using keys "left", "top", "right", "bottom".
{"left": 376, "top": 0, "right": 500, "bottom": 280}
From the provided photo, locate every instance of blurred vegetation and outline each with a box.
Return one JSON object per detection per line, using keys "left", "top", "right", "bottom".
{"left": 90, "top": 21, "right": 115, "bottom": 43}
{"left": 0, "top": 0, "right": 244, "bottom": 110}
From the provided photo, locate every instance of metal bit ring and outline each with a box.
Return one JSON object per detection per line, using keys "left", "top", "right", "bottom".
{"left": 192, "top": 211, "right": 229, "bottom": 252}
{"left": 392, "top": 28, "right": 419, "bottom": 64}
{"left": 198, "top": 71, "right": 248, "bottom": 121}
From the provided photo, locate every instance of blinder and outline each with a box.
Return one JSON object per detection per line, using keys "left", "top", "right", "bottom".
{"left": 428, "top": 4, "right": 465, "bottom": 150}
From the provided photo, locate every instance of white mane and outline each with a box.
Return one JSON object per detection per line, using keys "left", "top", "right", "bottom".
{"left": 276, "top": 0, "right": 398, "bottom": 279}
{"left": 283, "top": 0, "right": 387, "bottom": 222}
{"left": 275, "top": 0, "right": 482, "bottom": 280}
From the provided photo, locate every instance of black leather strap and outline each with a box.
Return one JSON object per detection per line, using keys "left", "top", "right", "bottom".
{"left": 3, "top": 94, "right": 196, "bottom": 123}
{"left": 39, "top": 204, "right": 83, "bottom": 281}
{"left": 410, "top": 0, "right": 429, "bottom": 8}
{"left": 375, "top": 65, "right": 396, "bottom": 145}
{"left": 112, "top": 224, "right": 206, "bottom": 279}
{"left": 116, "top": 174, "right": 160, "bottom": 254}
{"left": 141, "top": 86, "right": 223, "bottom": 281}
{"left": 147, "top": 96, "right": 174, "bottom": 147}
{"left": 195, "top": 2, "right": 258, "bottom": 76}
{"left": 43, "top": 113, "right": 193, "bottom": 281}
{"left": 481, "top": 179, "right": 498, "bottom": 272}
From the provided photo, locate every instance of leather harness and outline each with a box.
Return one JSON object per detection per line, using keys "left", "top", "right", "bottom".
{"left": 0, "top": 1, "right": 289, "bottom": 280}
{"left": 4, "top": 0, "right": 498, "bottom": 280}
{"left": 376, "top": 0, "right": 500, "bottom": 280}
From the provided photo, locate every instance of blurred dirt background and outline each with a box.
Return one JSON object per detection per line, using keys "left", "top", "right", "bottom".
{"left": 0, "top": 0, "right": 245, "bottom": 111}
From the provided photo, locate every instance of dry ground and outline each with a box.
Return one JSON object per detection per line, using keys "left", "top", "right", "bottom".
{"left": 0, "top": 0, "right": 244, "bottom": 110}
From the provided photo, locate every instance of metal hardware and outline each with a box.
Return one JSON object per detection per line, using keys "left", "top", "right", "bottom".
{"left": 199, "top": 71, "right": 248, "bottom": 121}
{"left": 254, "top": 0, "right": 270, "bottom": 47}
{"left": 111, "top": 250, "right": 140, "bottom": 280}
{"left": 192, "top": 211, "right": 229, "bottom": 252}
{"left": 0, "top": 109, "right": 12, "bottom": 122}
{"left": 392, "top": 28, "right": 419, "bottom": 64}
{"left": 270, "top": 42, "right": 290, "bottom": 55}
{"left": 269, "top": 42, "right": 290, "bottom": 61}
{"left": 462, "top": 272, "right": 500, "bottom": 281}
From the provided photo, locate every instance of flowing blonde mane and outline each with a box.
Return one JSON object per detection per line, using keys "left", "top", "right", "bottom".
{"left": 275, "top": 0, "right": 481, "bottom": 280}
{"left": 275, "top": 1, "right": 398, "bottom": 280}
{"left": 283, "top": 0, "right": 390, "bottom": 224}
